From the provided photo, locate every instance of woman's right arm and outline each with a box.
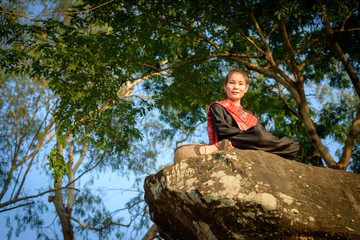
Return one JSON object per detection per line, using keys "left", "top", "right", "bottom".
{"left": 210, "top": 104, "right": 240, "bottom": 139}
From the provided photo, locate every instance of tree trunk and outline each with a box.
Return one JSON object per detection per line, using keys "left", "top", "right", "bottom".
{"left": 339, "top": 107, "right": 360, "bottom": 168}
{"left": 52, "top": 132, "right": 74, "bottom": 240}
{"left": 53, "top": 179, "right": 75, "bottom": 240}
{"left": 297, "top": 89, "right": 335, "bottom": 168}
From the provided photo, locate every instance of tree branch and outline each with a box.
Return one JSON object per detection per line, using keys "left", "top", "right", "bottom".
{"left": 15, "top": 114, "right": 55, "bottom": 168}
{"left": 338, "top": 107, "right": 360, "bottom": 169}
{"left": 142, "top": 224, "right": 160, "bottom": 240}
{"left": 0, "top": 0, "right": 115, "bottom": 20}
{"left": 71, "top": 204, "right": 145, "bottom": 231}
{"left": 71, "top": 217, "right": 130, "bottom": 230}
{"left": 0, "top": 201, "right": 35, "bottom": 213}
{"left": 242, "top": 1, "right": 272, "bottom": 57}
{"left": 242, "top": 0, "right": 296, "bottom": 88}
{"left": 72, "top": 135, "right": 91, "bottom": 173}
{"left": 298, "top": 48, "right": 323, "bottom": 71}
{"left": 340, "top": 8, "right": 354, "bottom": 31}
{"left": 277, "top": 82, "right": 299, "bottom": 117}
{"left": 227, "top": 56, "right": 301, "bottom": 104}
{"left": 322, "top": 7, "right": 360, "bottom": 98}
{"left": 278, "top": 18, "right": 305, "bottom": 83}
{"left": 211, "top": 0, "right": 265, "bottom": 54}
{"left": 0, "top": 134, "right": 100, "bottom": 210}
{"left": 334, "top": 28, "right": 360, "bottom": 32}
{"left": 66, "top": 134, "right": 75, "bottom": 214}
{"left": 0, "top": 186, "right": 79, "bottom": 210}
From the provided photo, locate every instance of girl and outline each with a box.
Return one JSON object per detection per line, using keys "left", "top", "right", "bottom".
{"left": 195, "top": 69, "right": 299, "bottom": 160}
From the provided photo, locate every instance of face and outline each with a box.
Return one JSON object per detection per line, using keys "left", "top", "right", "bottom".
{"left": 224, "top": 72, "right": 249, "bottom": 105}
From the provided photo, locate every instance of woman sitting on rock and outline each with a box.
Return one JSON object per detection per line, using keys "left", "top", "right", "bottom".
{"left": 195, "top": 69, "right": 299, "bottom": 160}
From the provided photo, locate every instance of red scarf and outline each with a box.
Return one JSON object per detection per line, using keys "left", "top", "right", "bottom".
{"left": 207, "top": 99, "right": 258, "bottom": 144}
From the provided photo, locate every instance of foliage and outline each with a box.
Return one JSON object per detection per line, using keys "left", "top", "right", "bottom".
{"left": 1, "top": 0, "right": 360, "bottom": 239}
{"left": 63, "top": 0, "right": 358, "bottom": 167}
{"left": 47, "top": 148, "right": 69, "bottom": 186}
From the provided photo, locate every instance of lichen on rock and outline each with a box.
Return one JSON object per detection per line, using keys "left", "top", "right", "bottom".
{"left": 144, "top": 149, "right": 360, "bottom": 240}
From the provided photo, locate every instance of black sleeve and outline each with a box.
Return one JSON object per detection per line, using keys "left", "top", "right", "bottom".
{"left": 210, "top": 104, "right": 240, "bottom": 139}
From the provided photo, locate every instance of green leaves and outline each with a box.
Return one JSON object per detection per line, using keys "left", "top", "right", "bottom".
{"left": 2, "top": 1, "right": 360, "bottom": 239}
{"left": 47, "top": 148, "right": 69, "bottom": 186}
{"left": 2, "top": 0, "right": 358, "bottom": 171}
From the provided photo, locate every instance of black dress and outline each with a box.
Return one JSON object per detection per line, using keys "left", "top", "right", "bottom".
{"left": 210, "top": 103, "right": 299, "bottom": 160}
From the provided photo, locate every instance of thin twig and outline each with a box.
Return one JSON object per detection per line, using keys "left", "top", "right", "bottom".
{"left": 334, "top": 28, "right": 360, "bottom": 32}
{"left": 0, "top": 0, "right": 114, "bottom": 20}
{"left": 211, "top": 0, "right": 265, "bottom": 54}
{"left": 277, "top": 82, "right": 299, "bottom": 117}
{"left": 0, "top": 154, "right": 103, "bottom": 210}
{"left": 0, "top": 201, "right": 35, "bottom": 213}
{"left": 0, "top": 187, "right": 78, "bottom": 209}
{"left": 341, "top": 9, "right": 354, "bottom": 31}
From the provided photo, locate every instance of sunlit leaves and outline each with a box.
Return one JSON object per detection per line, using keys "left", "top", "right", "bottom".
{"left": 47, "top": 148, "right": 69, "bottom": 186}
{"left": 2, "top": 1, "right": 360, "bottom": 239}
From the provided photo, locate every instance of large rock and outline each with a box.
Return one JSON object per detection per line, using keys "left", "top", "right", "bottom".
{"left": 144, "top": 149, "right": 360, "bottom": 240}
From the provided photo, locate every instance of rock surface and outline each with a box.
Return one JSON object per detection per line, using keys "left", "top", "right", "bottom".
{"left": 144, "top": 149, "right": 360, "bottom": 240}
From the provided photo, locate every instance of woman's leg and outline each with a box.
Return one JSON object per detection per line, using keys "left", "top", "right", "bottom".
{"left": 229, "top": 124, "right": 299, "bottom": 159}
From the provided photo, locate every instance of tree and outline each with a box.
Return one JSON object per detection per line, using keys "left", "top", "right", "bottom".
{"left": 0, "top": 72, "right": 56, "bottom": 212}
{"left": 23, "top": 0, "right": 357, "bottom": 169}
{"left": 67, "top": 0, "right": 358, "bottom": 169}
{"left": 1, "top": 0, "right": 359, "bottom": 239}
{"left": 1, "top": 1, "right": 163, "bottom": 239}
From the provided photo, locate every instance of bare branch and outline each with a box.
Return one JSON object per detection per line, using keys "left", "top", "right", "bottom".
{"left": 242, "top": 0, "right": 271, "bottom": 57}
{"left": 298, "top": 48, "right": 323, "bottom": 71}
{"left": 334, "top": 28, "right": 360, "bottom": 32}
{"left": 0, "top": 201, "right": 35, "bottom": 213}
{"left": 0, "top": 0, "right": 114, "bottom": 20}
{"left": 66, "top": 134, "right": 75, "bottom": 213}
{"left": 117, "top": 71, "right": 169, "bottom": 98}
{"left": 340, "top": 8, "right": 354, "bottom": 31}
{"left": 142, "top": 224, "right": 160, "bottom": 240}
{"left": 14, "top": 83, "right": 46, "bottom": 167}
{"left": 71, "top": 217, "right": 130, "bottom": 230}
{"left": 184, "top": 22, "right": 222, "bottom": 50}
{"left": 0, "top": 166, "right": 16, "bottom": 201}
{"left": 71, "top": 205, "right": 146, "bottom": 231}
{"left": 0, "top": 82, "right": 19, "bottom": 141}
{"left": 0, "top": 186, "right": 78, "bottom": 210}
{"left": 276, "top": 82, "right": 299, "bottom": 117}
{"left": 242, "top": 0, "right": 296, "bottom": 88}
{"left": 278, "top": 19, "right": 305, "bottom": 83}
{"left": 13, "top": 125, "right": 54, "bottom": 199}
{"left": 176, "top": 130, "right": 190, "bottom": 147}
{"left": 15, "top": 117, "right": 55, "bottom": 168}
{"left": 73, "top": 134, "right": 91, "bottom": 173}
{"left": 338, "top": 107, "right": 360, "bottom": 169}
{"left": 266, "top": 24, "right": 278, "bottom": 39}
{"left": 256, "top": 78, "right": 299, "bottom": 118}
{"left": 176, "top": 122, "right": 203, "bottom": 147}
{"left": 7, "top": 91, "right": 56, "bottom": 199}
{"left": 1, "top": 152, "right": 103, "bottom": 209}
{"left": 111, "top": 199, "right": 145, "bottom": 217}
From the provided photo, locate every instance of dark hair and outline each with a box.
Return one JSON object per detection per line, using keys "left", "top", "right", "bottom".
{"left": 225, "top": 69, "right": 249, "bottom": 85}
